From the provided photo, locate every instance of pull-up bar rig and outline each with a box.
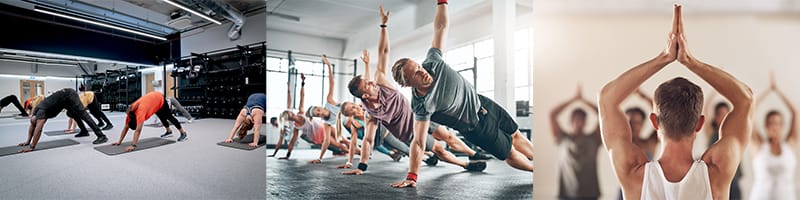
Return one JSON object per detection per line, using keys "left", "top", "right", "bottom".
{"left": 267, "top": 48, "right": 360, "bottom": 107}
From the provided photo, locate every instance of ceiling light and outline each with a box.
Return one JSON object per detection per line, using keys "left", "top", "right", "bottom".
{"left": 0, "top": 58, "right": 76, "bottom": 67}
{"left": 162, "top": 0, "right": 223, "bottom": 25}
{"left": 34, "top": 7, "right": 167, "bottom": 41}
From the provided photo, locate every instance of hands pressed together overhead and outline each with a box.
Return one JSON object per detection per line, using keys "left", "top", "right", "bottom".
{"left": 663, "top": 4, "right": 695, "bottom": 66}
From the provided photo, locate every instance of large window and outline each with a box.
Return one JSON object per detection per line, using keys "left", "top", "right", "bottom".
{"left": 266, "top": 57, "right": 289, "bottom": 118}
{"left": 441, "top": 27, "right": 532, "bottom": 103}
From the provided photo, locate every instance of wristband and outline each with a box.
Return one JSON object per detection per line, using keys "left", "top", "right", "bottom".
{"left": 406, "top": 172, "right": 417, "bottom": 182}
{"left": 380, "top": 24, "right": 387, "bottom": 28}
{"left": 131, "top": 144, "right": 137, "bottom": 147}
{"left": 357, "top": 163, "right": 368, "bottom": 171}
{"left": 301, "top": 82, "right": 305, "bottom": 86}
{"left": 437, "top": 0, "right": 448, "bottom": 5}
{"left": 285, "top": 152, "right": 291, "bottom": 158}
{"left": 346, "top": 161, "right": 352, "bottom": 166}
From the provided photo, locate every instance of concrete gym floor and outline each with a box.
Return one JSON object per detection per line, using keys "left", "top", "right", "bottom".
{"left": 0, "top": 111, "right": 265, "bottom": 199}
{"left": 267, "top": 148, "right": 533, "bottom": 199}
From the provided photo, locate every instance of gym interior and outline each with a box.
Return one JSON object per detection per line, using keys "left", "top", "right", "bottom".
{"left": 0, "top": 0, "right": 267, "bottom": 199}
{"left": 266, "top": 0, "right": 534, "bottom": 199}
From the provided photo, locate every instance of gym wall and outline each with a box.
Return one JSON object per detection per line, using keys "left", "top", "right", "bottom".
{"left": 533, "top": 13, "right": 800, "bottom": 200}
{"left": 182, "top": 12, "right": 267, "bottom": 57}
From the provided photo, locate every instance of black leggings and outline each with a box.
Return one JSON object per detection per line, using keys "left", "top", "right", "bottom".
{"left": 0, "top": 95, "right": 27, "bottom": 115}
{"left": 35, "top": 89, "right": 104, "bottom": 137}
{"left": 87, "top": 98, "right": 112, "bottom": 126}
{"left": 155, "top": 101, "right": 182, "bottom": 130}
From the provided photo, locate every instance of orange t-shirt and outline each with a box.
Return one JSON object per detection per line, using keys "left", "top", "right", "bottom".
{"left": 125, "top": 92, "right": 165, "bottom": 126}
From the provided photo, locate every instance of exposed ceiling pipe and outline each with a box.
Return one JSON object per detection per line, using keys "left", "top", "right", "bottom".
{"left": 187, "top": 0, "right": 246, "bottom": 41}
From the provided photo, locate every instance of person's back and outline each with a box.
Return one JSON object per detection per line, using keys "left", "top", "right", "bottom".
{"left": 641, "top": 160, "right": 712, "bottom": 200}
{"left": 598, "top": 5, "right": 752, "bottom": 200}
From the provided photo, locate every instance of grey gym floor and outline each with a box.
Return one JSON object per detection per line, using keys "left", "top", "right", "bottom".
{"left": 0, "top": 112, "right": 265, "bottom": 199}
{"left": 267, "top": 149, "right": 533, "bottom": 199}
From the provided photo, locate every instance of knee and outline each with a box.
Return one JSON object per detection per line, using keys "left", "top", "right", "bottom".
{"left": 432, "top": 143, "right": 446, "bottom": 155}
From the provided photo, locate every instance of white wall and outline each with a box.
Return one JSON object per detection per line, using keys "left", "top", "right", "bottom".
{"left": 533, "top": 13, "right": 800, "bottom": 200}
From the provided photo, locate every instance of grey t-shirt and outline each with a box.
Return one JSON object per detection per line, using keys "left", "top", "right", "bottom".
{"left": 557, "top": 131, "right": 602, "bottom": 198}
{"left": 323, "top": 103, "right": 341, "bottom": 126}
{"left": 364, "top": 85, "right": 416, "bottom": 142}
{"left": 411, "top": 48, "right": 481, "bottom": 131}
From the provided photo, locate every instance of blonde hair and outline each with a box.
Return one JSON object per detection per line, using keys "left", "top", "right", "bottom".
{"left": 237, "top": 117, "right": 254, "bottom": 139}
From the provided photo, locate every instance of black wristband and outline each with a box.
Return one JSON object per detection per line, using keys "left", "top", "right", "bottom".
{"left": 132, "top": 144, "right": 137, "bottom": 147}
{"left": 357, "top": 163, "right": 368, "bottom": 171}
{"left": 380, "top": 24, "right": 387, "bottom": 28}
{"left": 286, "top": 152, "right": 291, "bottom": 158}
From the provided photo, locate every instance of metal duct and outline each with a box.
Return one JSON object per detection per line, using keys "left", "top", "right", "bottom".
{"left": 188, "top": 0, "right": 246, "bottom": 41}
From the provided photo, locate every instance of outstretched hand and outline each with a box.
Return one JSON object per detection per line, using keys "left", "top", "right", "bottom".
{"left": 379, "top": 5, "right": 390, "bottom": 25}
{"left": 300, "top": 73, "right": 306, "bottom": 81}
{"left": 361, "top": 50, "right": 370, "bottom": 64}
{"left": 322, "top": 54, "right": 331, "bottom": 65}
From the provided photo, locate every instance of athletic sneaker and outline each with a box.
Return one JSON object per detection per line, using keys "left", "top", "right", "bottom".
{"left": 160, "top": 131, "right": 174, "bottom": 138}
{"left": 92, "top": 136, "right": 108, "bottom": 144}
{"left": 424, "top": 155, "right": 439, "bottom": 166}
{"left": 75, "top": 131, "right": 90, "bottom": 137}
{"left": 469, "top": 152, "right": 492, "bottom": 161}
{"left": 177, "top": 133, "right": 188, "bottom": 142}
{"left": 391, "top": 152, "right": 403, "bottom": 162}
{"left": 101, "top": 124, "right": 113, "bottom": 131}
{"left": 465, "top": 161, "right": 487, "bottom": 172}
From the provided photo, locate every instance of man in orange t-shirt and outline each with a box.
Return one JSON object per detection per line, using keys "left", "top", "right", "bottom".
{"left": 112, "top": 91, "right": 188, "bottom": 152}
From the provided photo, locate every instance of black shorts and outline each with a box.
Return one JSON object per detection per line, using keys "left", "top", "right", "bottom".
{"left": 461, "top": 95, "right": 518, "bottom": 160}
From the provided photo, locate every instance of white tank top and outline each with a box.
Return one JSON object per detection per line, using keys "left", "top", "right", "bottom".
{"left": 750, "top": 142, "right": 797, "bottom": 200}
{"left": 641, "top": 160, "right": 713, "bottom": 200}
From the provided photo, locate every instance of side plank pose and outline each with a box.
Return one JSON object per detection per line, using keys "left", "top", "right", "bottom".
{"left": 550, "top": 85, "right": 602, "bottom": 200}
{"left": 598, "top": 5, "right": 753, "bottom": 200}
{"left": 344, "top": 5, "right": 489, "bottom": 178}
{"left": 18, "top": 88, "right": 109, "bottom": 153}
{"left": 386, "top": 0, "right": 535, "bottom": 188}
{"left": 306, "top": 55, "right": 354, "bottom": 160}
{"left": 269, "top": 74, "right": 350, "bottom": 160}
{"left": 749, "top": 74, "right": 797, "bottom": 200}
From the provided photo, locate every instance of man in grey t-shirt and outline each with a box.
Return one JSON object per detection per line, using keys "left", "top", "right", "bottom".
{"left": 388, "top": 1, "right": 534, "bottom": 188}
{"left": 341, "top": 5, "right": 489, "bottom": 180}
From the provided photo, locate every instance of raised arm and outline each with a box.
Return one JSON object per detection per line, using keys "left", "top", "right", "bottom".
{"left": 703, "top": 91, "right": 718, "bottom": 137}
{"left": 774, "top": 84, "right": 798, "bottom": 148}
{"left": 323, "top": 55, "right": 338, "bottom": 105}
{"left": 598, "top": 5, "right": 679, "bottom": 192}
{"left": 362, "top": 50, "right": 371, "bottom": 82}
{"left": 431, "top": 1, "right": 448, "bottom": 50}
{"left": 678, "top": 9, "right": 754, "bottom": 178}
{"left": 375, "top": 5, "right": 394, "bottom": 88}
{"left": 751, "top": 84, "right": 772, "bottom": 146}
{"left": 286, "top": 78, "right": 293, "bottom": 110}
{"left": 297, "top": 74, "right": 307, "bottom": 115}
{"left": 579, "top": 88, "right": 601, "bottom": 137}
{"left": 550, "top": 90, "right": 579, "bottom": 143}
